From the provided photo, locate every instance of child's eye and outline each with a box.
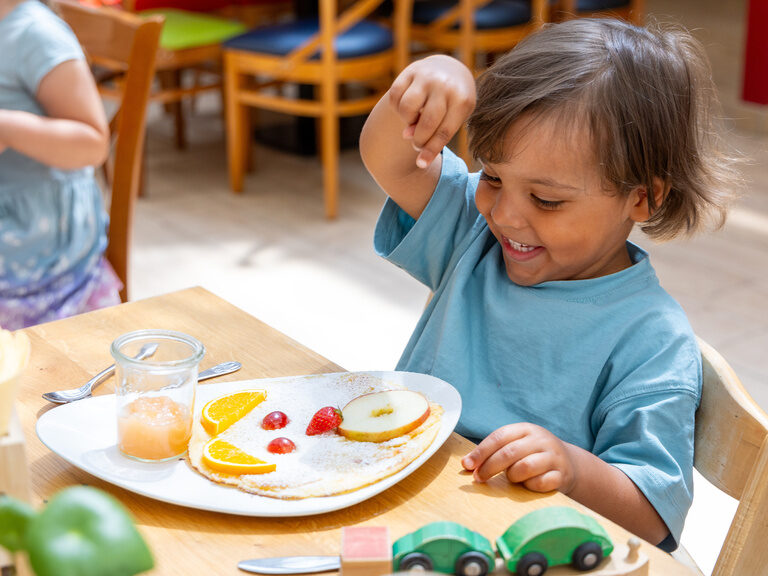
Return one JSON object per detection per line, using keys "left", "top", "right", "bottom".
{"left": 531, "top": 195, "right": 563, "bottom": 210}
{"left": 479, "top": 171, "right": 502, "bottom": 186}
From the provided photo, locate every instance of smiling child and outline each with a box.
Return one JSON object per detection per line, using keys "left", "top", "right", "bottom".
{"left": 360, "top": 18, "right": 740, "bottom": 550}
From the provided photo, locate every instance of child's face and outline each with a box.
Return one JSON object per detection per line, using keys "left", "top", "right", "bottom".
{"left": 475, "top": 115, "right": 641, "bottom": 286}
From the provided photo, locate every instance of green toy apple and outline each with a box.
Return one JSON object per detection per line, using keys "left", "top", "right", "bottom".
{"left": 0, "top": 486, "right": 153, "bottom": 576}
{"left": 0, "top": 497, "right": 35, "bottom": 552}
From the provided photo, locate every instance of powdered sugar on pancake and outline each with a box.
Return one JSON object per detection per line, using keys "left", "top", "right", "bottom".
{"left": 187, "top": 372, "right": 443, "bottom": 499}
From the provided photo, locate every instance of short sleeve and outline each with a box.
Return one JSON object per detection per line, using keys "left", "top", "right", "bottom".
{"left": 16, "top": 8, "right": 84, "bottom": 95}
{"left": 592, "top": 390, "right": 699, "bottom": 550}
{"left": 373, "top": 148, "right": 483, "bottom": 290}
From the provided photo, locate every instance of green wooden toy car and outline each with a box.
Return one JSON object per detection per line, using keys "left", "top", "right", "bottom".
{"left": 496, "top": 507, "right": 614, "bottom": 575}
{"left": 392, "top": 521, "right": 496, "bottom": 576}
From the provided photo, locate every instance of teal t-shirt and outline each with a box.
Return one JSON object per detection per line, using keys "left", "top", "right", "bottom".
{"left": 374, "top": 148, "right": 701, "bottom": 549}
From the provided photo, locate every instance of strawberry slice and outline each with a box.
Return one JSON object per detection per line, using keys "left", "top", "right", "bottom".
{"left": 306, "top": 406, "right": 342, "bottom": 436}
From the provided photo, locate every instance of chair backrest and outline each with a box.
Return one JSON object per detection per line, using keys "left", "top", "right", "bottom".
{"left": 694, "top": 337, "right": 768, "bottom": 575}
{"left": 557, "top": 0, "right": 644, "bottom": 25}
{"left": 53, "top": 1, "right": 163, "bottom": 301}
{"left": 274, "top": 0, "right": 412, "bottom": 76}
{"left": 416, "top": 0, "right": 548, "bottom": 72}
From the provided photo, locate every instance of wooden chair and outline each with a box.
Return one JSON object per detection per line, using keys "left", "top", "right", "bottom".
{"left": 54, "top": 1, "right": 163, "bottom": 301}
{"left": 223, "top": 0, "right": 413, "bottom": 218}
{"left": 552, "top": 0, "right": 644, "bottom": 25}
{"left": 123, "top": 0, "right": 252, "bottom": 150}
{"left": 687, "top": 338, "right": 768, "bottom": 575}
{"left": 409, "top": 0, "right": 548, "bottom": 74}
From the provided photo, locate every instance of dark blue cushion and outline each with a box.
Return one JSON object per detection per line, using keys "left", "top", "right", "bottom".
{"left": 223, "top": 20, "right": 392, "bottom": 59}
{"left": 412, "top": 0, "right": 531, "bottom": 30}
{"left": 577, "top": 0, "right": 631, "bottom": 10}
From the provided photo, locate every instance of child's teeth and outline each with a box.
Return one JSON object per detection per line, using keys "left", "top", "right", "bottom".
{"left": 509, "top": 239, "right": 535, "bottom": 252}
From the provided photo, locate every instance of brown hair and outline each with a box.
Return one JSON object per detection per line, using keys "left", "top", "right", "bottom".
{"left": 467, "top": 18, "right": 741, "bottom": 240}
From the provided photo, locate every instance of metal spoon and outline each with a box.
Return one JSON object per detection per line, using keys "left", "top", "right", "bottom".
{"left": 42, "top": 343, "right": 158, "bottom": 404}
{"left": 43, "top": 350, "right": 241, "bottom": 404}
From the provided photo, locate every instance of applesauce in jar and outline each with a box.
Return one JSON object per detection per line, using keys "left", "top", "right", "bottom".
{"left": 111, "top": 330, "right": 204, "bottom": 462}
{"left": 118, "top": 395, "right": 192, "bottom": 461}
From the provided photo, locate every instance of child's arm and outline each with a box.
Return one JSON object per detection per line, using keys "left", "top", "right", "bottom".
{"left": 461, "top": 423, "right": 670, "bottom": 545}
{"left": 360, "top": 55, "right": 475, "bottom": 220}
{"left": 0, "top": 59, "right": 109, "bottom": 169}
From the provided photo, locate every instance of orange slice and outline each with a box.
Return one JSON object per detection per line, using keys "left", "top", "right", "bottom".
{"left": 200, "top": 389, "right": 267, "bottom": 435}
{"left": 202, "top": 438, "right": 276, "bottom": 475}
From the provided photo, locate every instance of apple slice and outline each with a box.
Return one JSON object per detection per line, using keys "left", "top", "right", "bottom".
{"left": 337, "top": 390, "right": 430, "bottom": 443}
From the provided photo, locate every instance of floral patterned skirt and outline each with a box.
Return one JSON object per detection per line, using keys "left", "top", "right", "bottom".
{"left": 0, "top": 257, "right": 123, "bottom": 330}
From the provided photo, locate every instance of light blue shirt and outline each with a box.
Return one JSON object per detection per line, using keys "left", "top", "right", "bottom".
{"left": 374, "top": 148, "right": 701, "bottom": 549}
{"left": 0, "top": 1, "right": 107, "bottom": 316}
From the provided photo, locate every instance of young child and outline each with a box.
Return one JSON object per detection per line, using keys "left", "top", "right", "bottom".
{"left": 360, "top": 18, "right": 739, "bottom": 550}
{"left": 0, "top": 0, "right": 121, "bottom": 329}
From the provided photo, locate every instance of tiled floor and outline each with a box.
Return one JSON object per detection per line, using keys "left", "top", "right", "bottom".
{"left": 130, "top": 0, "right": 766, "bottom": 573}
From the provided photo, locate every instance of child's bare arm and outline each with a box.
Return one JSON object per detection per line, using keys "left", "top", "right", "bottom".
{"left": 0, "top": 59, "right": 109, "bottom": 169}
{"left": 462, "top": 423, "right": 669, "bottom": 545}
{"left": 360, "top": 55, "right": 475, "bottom": 220}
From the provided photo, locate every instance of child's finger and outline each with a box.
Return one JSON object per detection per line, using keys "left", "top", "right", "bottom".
{"left": 414, "top": 102, "right": 470, "bottom": 168}
{"left": 388, "top": 70, "right": 414, "bottom": 109}
{"left": 522, "top": 470, "right": 564, "bottom": 493}
{"left": 410, "top": 95, "right": 447, "bottom": 148}
{"left": 462, "top": 424, "right": 530, "bottom": 471}
{"left": 402, "top": 123, "right": 417, "bottom": 141}
{"left": 391, "top": 79, "right": 428, "bottom": 128}
{"left": 505, "top": 452, "right": 552, "bottom": 485}
{"left": 470, "top": 436, "right": 539, "bottom": 482}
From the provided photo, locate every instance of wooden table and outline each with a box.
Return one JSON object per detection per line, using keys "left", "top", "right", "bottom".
{"left": 15, "top": 287, "right": 691, "bottom": 575}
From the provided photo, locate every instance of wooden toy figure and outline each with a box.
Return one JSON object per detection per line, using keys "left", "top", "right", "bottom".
{"left": 340, "top": 526, "right": 392, "bottom": 576}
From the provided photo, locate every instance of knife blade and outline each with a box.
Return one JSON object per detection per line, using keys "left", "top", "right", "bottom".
{"left": 238, "top": 556, "right": 342, "bottom": 574}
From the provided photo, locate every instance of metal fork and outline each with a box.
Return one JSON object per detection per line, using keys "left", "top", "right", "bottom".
{"left": 42, "top": 343, "right": 158, "bottom": 404}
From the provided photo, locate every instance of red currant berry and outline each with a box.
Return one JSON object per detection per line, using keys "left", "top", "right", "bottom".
{"left": 262, "top": 411, "right": 289, "bottom": 430}
{"left": 267, "top": 437, "right": 296, "bottom": 454}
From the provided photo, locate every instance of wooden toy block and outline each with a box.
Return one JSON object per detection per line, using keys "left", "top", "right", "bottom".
{"left": 0, "top": 409, "right": 31, "bottom": 502}
{"left": 340, "top": 526, "right": 392, "bottom": 576}
{"left": 0, "top": 409, "right": 33, "bottom": 576}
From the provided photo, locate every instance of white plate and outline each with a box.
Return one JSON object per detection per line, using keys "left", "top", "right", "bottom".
{"left": 36, "top": 371, "right": 461, "bottom": 517}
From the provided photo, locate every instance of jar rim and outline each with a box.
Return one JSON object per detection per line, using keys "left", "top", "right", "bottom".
{"left": 110, "top": 329, "right": 205, "bottom": 368}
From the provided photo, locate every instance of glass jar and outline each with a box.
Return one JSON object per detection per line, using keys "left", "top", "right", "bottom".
{"left": 111, "top": 329, "right": 204, "bottom": 462}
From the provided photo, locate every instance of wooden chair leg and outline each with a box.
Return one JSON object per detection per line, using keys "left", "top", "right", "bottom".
{"left": 244, "top": 106, "right": 255, "bottom": 173}
{"left": 224, "top": 56, "right": 245, "bottom": 193}
{"left": 320, "top": 87, "right": 339, "bottom": 219}
{"left": 172, "top": 70, "right": 187, "bottom": 150}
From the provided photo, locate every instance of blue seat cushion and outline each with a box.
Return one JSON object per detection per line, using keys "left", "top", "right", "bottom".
{"left": 412, "top": 0, "right": 532, "bottom": 30}
{"left": 577, "top": 0, "right": 631, "bottom": 10}
{"left": 223, "top": 20, "right": 392, "bottom": 59}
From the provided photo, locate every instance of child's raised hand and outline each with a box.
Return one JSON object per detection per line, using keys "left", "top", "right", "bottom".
{"left": 461, "top": 423, "right": 578, "bottom": 494}
{"left": 388, "top": 55, "right": 476, "bottom": 169}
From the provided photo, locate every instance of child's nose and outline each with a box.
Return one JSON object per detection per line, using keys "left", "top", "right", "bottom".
{"left": 491, "top": 191, "right": 529, "bottom": 230}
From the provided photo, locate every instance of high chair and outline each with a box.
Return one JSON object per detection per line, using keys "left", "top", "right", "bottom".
{"left": 408, "top": 0, "right": 548, "bottom": 162}
{"left": 53, "top": 1, "right": 163, "bottom": 301}
{"left": 222, "top": 0, "right": 413, "bottom": 218}
{"left": 551, "top": 0, "right": 644, "bottom": 25}
{"left": 684, "top": 337, "right": 768, "bottom": 575}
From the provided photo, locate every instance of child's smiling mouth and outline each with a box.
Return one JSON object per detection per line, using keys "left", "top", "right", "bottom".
{"left": 501, "top": 236, "right": 544, "bottom": 261}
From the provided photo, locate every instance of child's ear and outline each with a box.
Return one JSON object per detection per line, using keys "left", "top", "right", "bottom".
{"left": 628, "top": 178, "right": 667, "bottom": 223}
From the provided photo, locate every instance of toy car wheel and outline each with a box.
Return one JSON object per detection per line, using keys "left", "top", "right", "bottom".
{"left": 572, "top": 541, "right": 603, "bottom": 571}
{"left": 454, "top": 551, "right": 490, "bottom": 576}
{"left": 516, "top": 552, "right": 548, "bottom": 576}
{"left": 399, "top": 552, "right": 434, "bottom": 572}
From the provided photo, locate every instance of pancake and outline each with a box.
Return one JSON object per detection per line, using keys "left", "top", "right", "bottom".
{"left": 188, "top": 372, "right": 443, "bottom": 499}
